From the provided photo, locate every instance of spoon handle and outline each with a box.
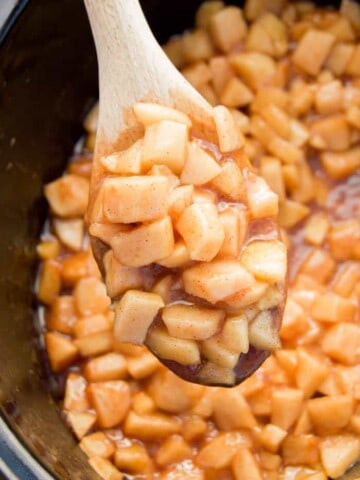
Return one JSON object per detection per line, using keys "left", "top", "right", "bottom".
{"left": 84, "top": 0, "right": 180, "bottom": 142}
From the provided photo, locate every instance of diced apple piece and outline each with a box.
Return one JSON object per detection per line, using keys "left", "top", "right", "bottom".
{"left": 259, "top": 156, "right": 285, "bottom": 200}
{"left": 193, "top": 188, "right": 217, "bottom": 204}
{"left": 307, "top": 395, "right": 354, "bottom": 433}
{"left": 88, "top": 380, "right": 131, "bottom": 428}
{"left": 123, "top": 411, "right": 180, "bottom": 440}
{"left": 261, "top": 104, "right": 290, "bottom": 139}
{"left": 213, "top": 105, "right": 245, "bottom": 152}
{"left": 232, "top": 448, "right": 262, "bottom": 480}
{"left": 45, "top": 174, "right": 89, "bottom": 218}
{"left": 156, "top": 435, "right": 192, "bottom": 467}
{"left": 53, "top": 218, "right": 84, "bottom": 251}
{"left": 225, "top": 280, "right": 268, "bottom": 310}
{"left": 103, "top": 250, "right": 143, "bottom": 298}
{"left": 182, "top": 28, "right": 214, "bottom": 63}
{"left": 148, "top": 164, "right": 180, "bottom": 189}
{"left": 182, "top": 62, "right": 212, "bottom": 88}
{"left": 221, "top": 315, "right": 249, "bottom": 354}
{"left": 199, "top": 362, "right": 235, "bottom": 386}
{"left": 114, "top": 290, "right": 164, "bottom": 345}
{"left": 74, "top": 331, "right": 113, "bottom": 357}
{"left": 146, "top": 326, "right": 201, "bottom": 365}
{"left": 321, "top": 323, "right": 360, "bottom": 365}
{"left": 230, "top": 52, "right": 277, "bottom": 91}
{"left": 292, "top": 29, "right": 335, "bottom": 75}
{"left": 102, "top": 176, "right": 169, "bottom": 224}
{"left": 67, "top": 411, "right": 97, "bottom": 440}
{"left": 176, "top": 203, "right": 224, "bottom": 262}
{"left": 201, "top": 335, "right": 240, "bottom": 368}
{"left": 74, "top": 277, "right": 110, "bottom": 316}
{"left": 152, "top": 275, "right": 173, "bottom": 303}
{"left": 240, "top": 240, "right": 287, "bottom": 283}
{"left": 142, "top": 120, "right": 188, "bottom": 174}
{"left": 209, "top": 56, "right": 235, "bottom": 95}
{"left": 45, "top": 332, "right": 78, "bottom": 372}
{"left": 320, "top": 147, "right": 360, "bottom": 179}
{"left": 245, "top": 170, "right": 279, "bottom": 218}
{"left": 278, "top": 199, "right": 310, "bottom": 229}
{"left": 111, "top": 217, "right": 174, "bottom": 267}
{"left": 157, "top": 241, "right": 190, "bottom": 268}
{"left": 162, "top": 304, "right": 224, "bottom": 341}
{"left": 84, "top": 352, "right": 128, "bottom": 382}
{"left": 295, "top": 348, "right": 329, "bottom": 398}
{"left": 249, "top": 311, "right": 281, "bottom": 351}
{"left": 259, "top": 423, "right": 288, "bottom": 452}
{"left": 89, "top": 457, "right": 123, "bottom": 480}
{"left": 311, "top": 292, "right": 356, "bottom": 323}
{"left": 210, "top": 6, "right": 247, "bottom": 53}
{"left": 168, "top": 185, "right": 193, "bottom": 221}
{"left": 73, "top": 313, "right": 112, "bottom": 338}
{"left": 211, "top": 161, "right": 246, "bottom": 201}
{"left": 80, "top": 432, "right": 115, "bottom": 459}
{"left": 320, "top": 435, "right": 360, "bottom": 479}
{"left": 310, "top": 115, "right": 350, "bottom": 152}
{"left": 180, "top": 141, "right": 221, "bottom": 185}
{"left": 183, "top": 260, "right": 256, "bottom": 304}
{"left": 271, "top": 387, "right": 304, "bottom": 430}
{"left": 100, "top": 140, "right": 142, "bottom": 174}
{"left": 346, "top": 45, "right": 360, "bottom": 76}
{"left": 326, "top": 42, "right": 355, "bottom": 76}
{"left": 133, "top": 102, "right": 191, "bottom": 127}
{"left": 220, "top": 77, "right": 254, "bottom": 108}
{"left": 37, "top": 259, "right": 62, "bottom": 305}
{"left": 218, "top": 208, "right": 240, "bottom": 257}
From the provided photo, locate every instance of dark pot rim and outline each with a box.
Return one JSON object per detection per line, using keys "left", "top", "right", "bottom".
{"left": 0, "top": 5, "right": 54, "bottom": 480}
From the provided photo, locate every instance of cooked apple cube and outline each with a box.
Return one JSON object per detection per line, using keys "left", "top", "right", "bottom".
{"left": 157, "top": 241, "right": 190, "bottom": 268}
{"left": 213, "top": 105, "right": 245, "bottom": 152}
{"left": 45, "top": 174, "right": 89, "bottom": 218}
{"left": 310, "top": 115, "right": 350, "bottom": 152}
{"left": 133, "top": 102, "right": 191, "bottom": 127}
{"left": 142, "top": 120, "right": 188, "bottom": 174}
{"left": 176, "top": 203, "right": 224, "bottom": 262}
{"left": 162, "top": 304, "right": 224, "bottom": 340}
{"left": 183, "top": 260, "right": 256, "bottom": 304}
{"left": 240, "top": 240, "right": 287, "bottom": 283}
{"left": 209, "top": 56, "right": 235, "bottom": 96}
{"left": 89, "top": 222, "right": 130, "bottom": 246}
{"left": 249, "top": 311, "right": 281, "bottom": 350}
{"left": 152, "top": 275, "right": 173, "bottom": 304}
{"left": 210, "top": 6, "right": 247, "bottom": 53}
{"left": 102, "top": 176, "right": 169, "bottom": 224}
{"left": 320, "top": 434, "right": 360, "bottom": 479}
{"left": 114, "top": 290, "right": 164, "bottom": 345}
{"left": 320, "top": 147, "right": 360, "bottom": 179}
{"left": 193, "top": 187, "right": 217, "bottom": 204}
{"left": 346, "top": 45, "right": 360, "bottom": 76}
{"left": 245, "top": 171, "right": 279, "bottom": 218}
{"left": 149, "top": 164, "right": 179, "bottom": 189}
{"left": 89, "top": 457, "right": 123, "bottom": 480}
{"left": 88, "top": 380, "right": 131, "bottom": 428}
{"left": 103, "top": 250, "right": 143, "bottom": 298}
{"left": 80, "top": 432, "right": 115, "bottom": 459}
{"left": 168, "top": 185, "right": 193, "bottom": 220}
{"left": 67, "top": 411, "right": 97, "bottom": 440}
{"left": 326, "top": 42, "right": 355, "bottom": 76}
{"left": 259, "top": 156, "right": 285, "bottom": 200}
{"left": 53, "top": 218, "right": 84, "bottom": 251}
{"left": 292, "top": 29, "right": 335, "bottom": 75}
{"left": 220, "top": 77, "right": 254, "bottom": 108}
{"left": 211, "top": 161, "right": 246, "bottom": 202}
{"left": 218, "top": 208, "right": 240, "bottom": 257}
{"left": 45, "top": 332, "right": 78, "bottom": 372}
{"left": 111, "top": 216, "right": 174, "bottom": 267}
{"left": 198, "top": 362, "right": 235, "bottom": 386}
{"left": 180, "top": 141, "right": 221, "bottom": 185}
{"left": 230, "top": 52, "right": 276, "bottom": 91}
{"left": 195, "top": 1, "right": 225, "bottom": 30}
{"left": 225, "top": 279, "right": 268, "bottom": 310}
{"left": 182, "top": 29, "right": 214, "bottom": 63}
{"left": 201, "top": 335, "right": 240, "bottom": 368}
{"left": 221, "top": 315, "right": 249, "bottom": 354}
{"left": 146, "top": 326, "right": 201, "bottom": 365}
{"left": 100, "top": 140, "right": 142, "bottom": 174}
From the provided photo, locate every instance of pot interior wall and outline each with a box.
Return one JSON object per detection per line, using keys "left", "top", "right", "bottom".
{"left": 0, "top": 0, "right": 343, "bottom": 478}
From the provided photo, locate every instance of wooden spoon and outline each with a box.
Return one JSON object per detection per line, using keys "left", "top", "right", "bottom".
{"left": 83, "top": 0, "right": 284, "bottom": 386}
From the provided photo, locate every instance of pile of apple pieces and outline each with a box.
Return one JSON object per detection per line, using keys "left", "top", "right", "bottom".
{"left": 88, "top": 103, "right": 287, "bottom": 386}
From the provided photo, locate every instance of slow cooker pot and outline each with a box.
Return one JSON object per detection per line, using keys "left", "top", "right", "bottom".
{"left": 0, "top": 1, "right": 358, "bottom": 479}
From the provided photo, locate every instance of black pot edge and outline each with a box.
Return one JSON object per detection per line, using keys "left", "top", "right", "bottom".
{"left": 0, "top": 5, "right": 54, "bottom": 480}
{"left": 0, "top": 417, "right": 52, "bottom": 480}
